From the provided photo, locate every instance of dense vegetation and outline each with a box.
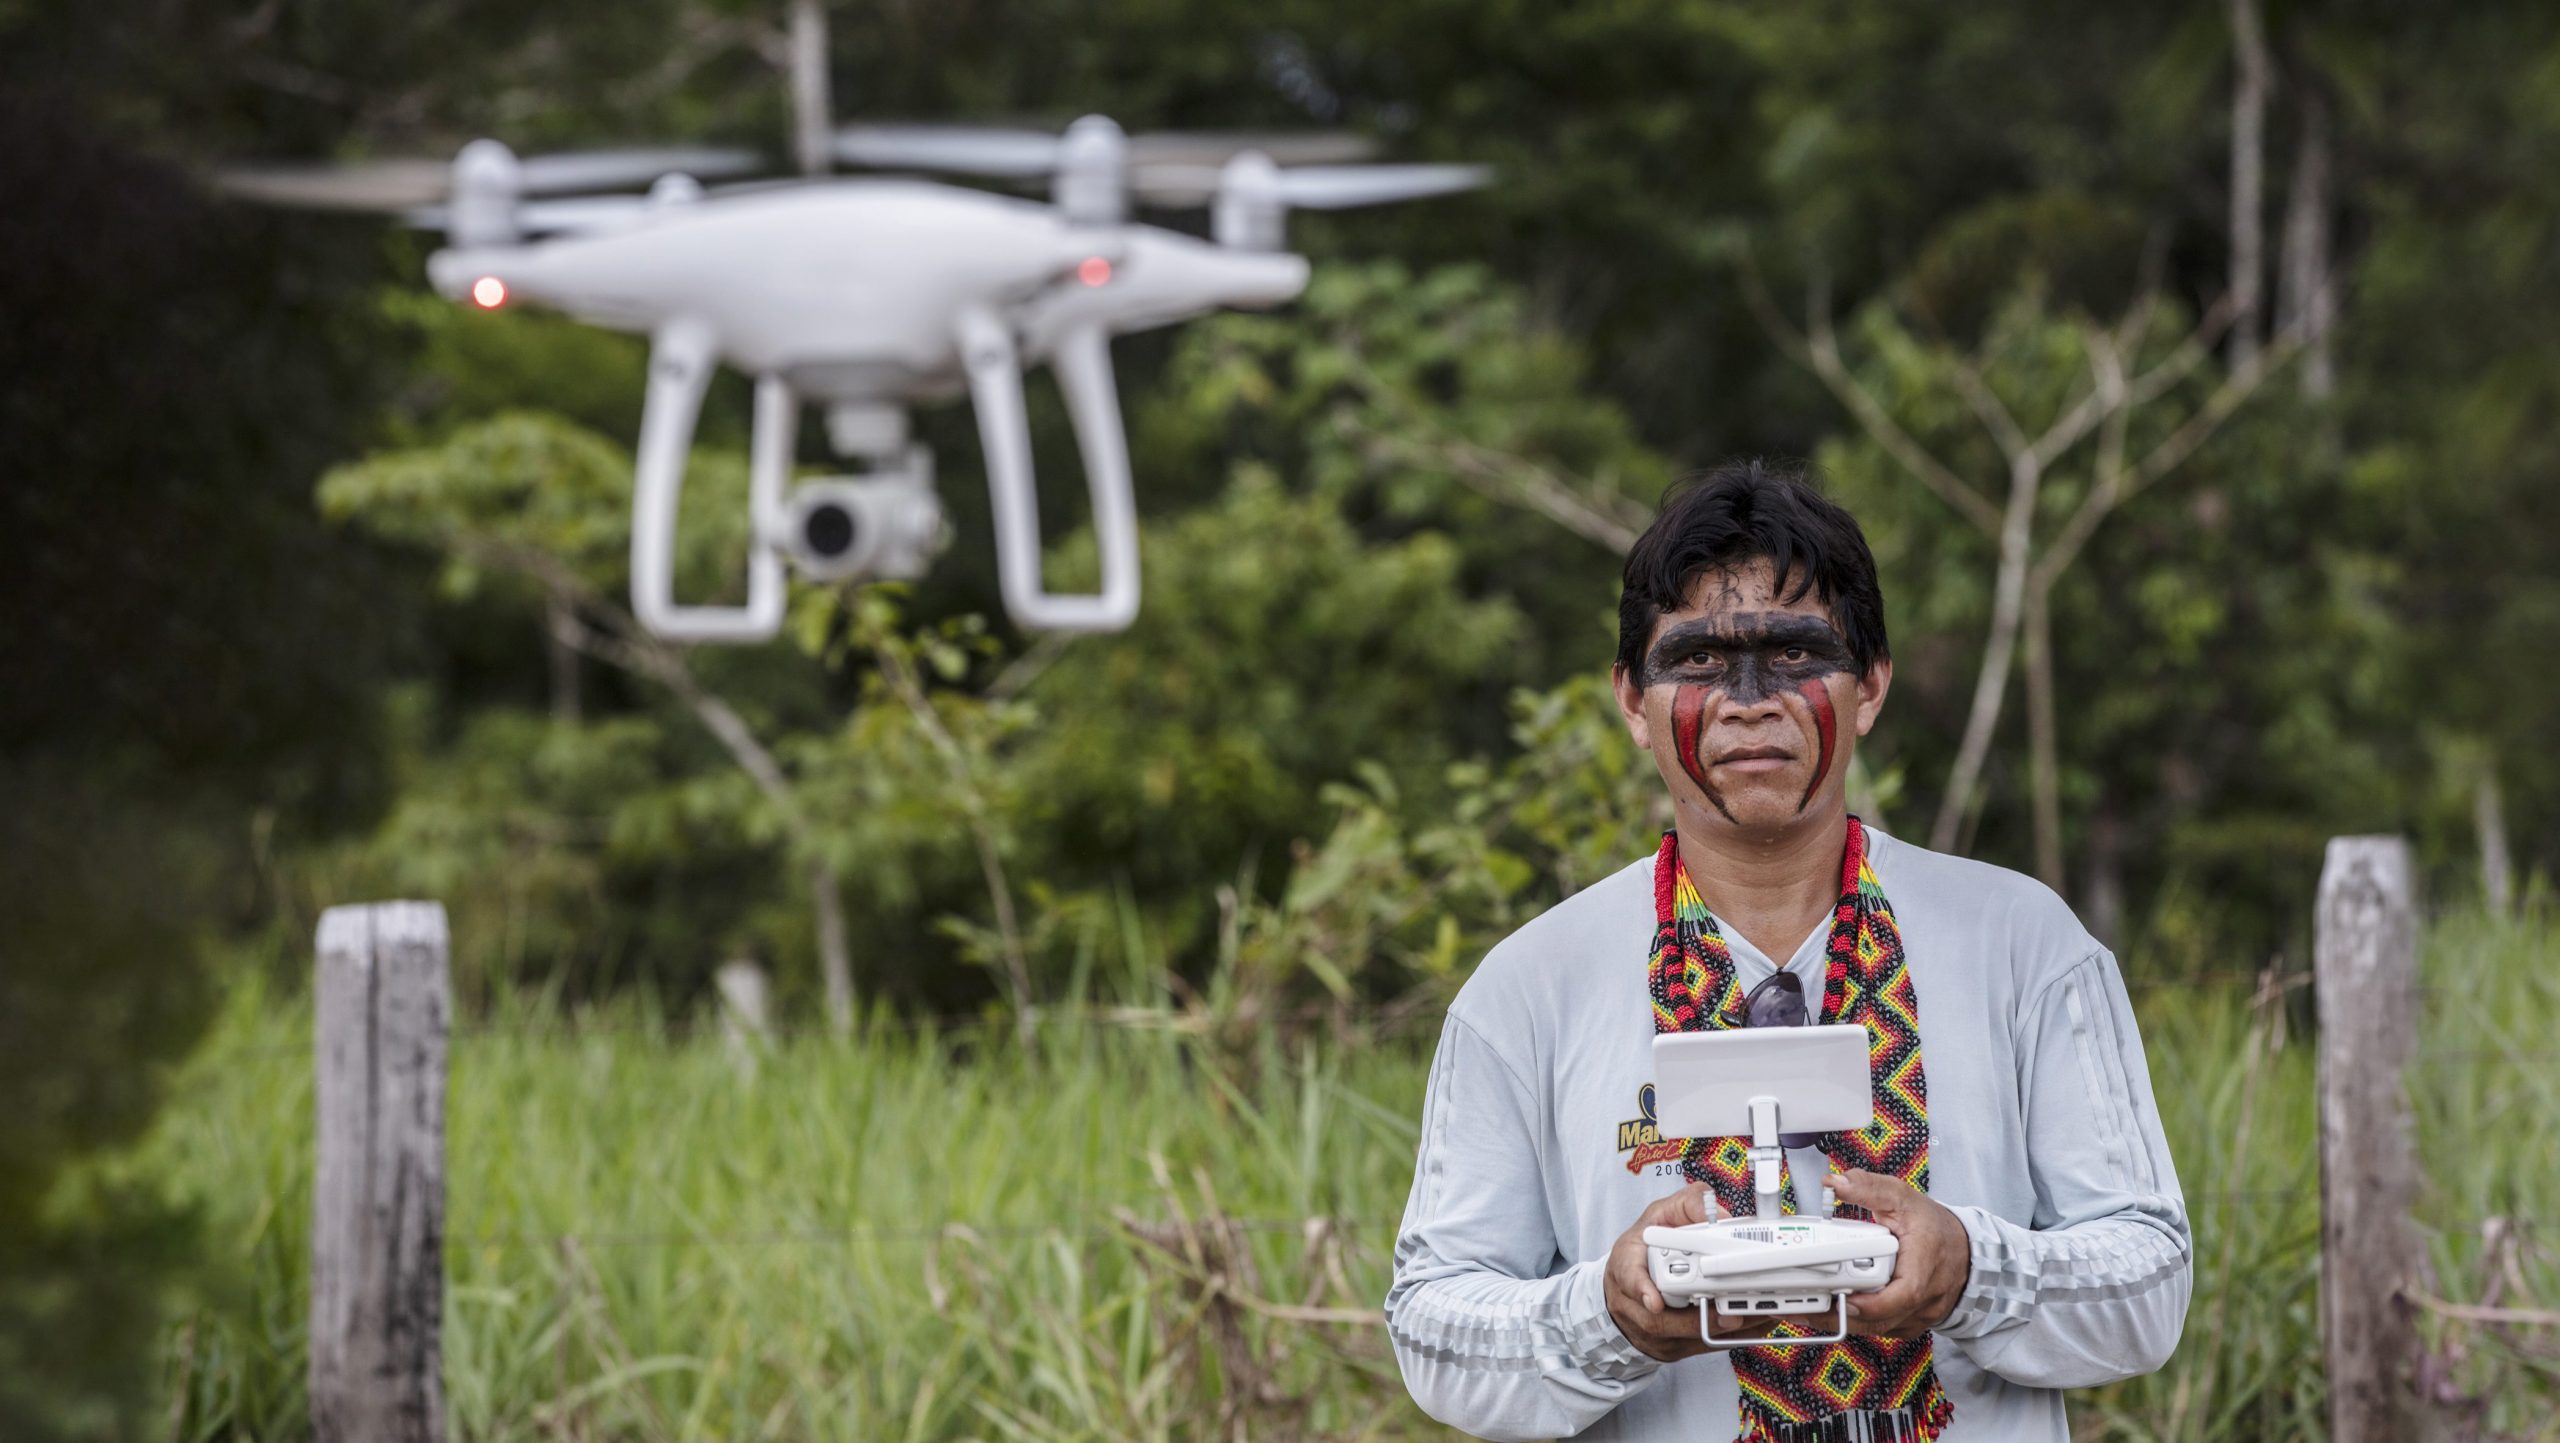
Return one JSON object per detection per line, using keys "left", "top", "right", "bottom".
{"left": 5, "top": 0, "right": 2558, "bottom": 1436}
{"left": 142, "top": 907, "right": 2556, "bottom": 1440}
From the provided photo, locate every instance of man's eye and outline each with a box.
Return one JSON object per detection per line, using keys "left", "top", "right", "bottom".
{"left": 1689, "top": 651, "right": 1719, "bottom": 667}
{"left": 1783, "top": 646, "right": 1808, "bottom": 663}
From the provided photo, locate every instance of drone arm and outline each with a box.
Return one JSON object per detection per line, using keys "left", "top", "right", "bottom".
{"left": 630, "top": 320, "right": 789, "bottom": 643}
{"left": 957, "top": 308, "right": 1141, "bottom": 633}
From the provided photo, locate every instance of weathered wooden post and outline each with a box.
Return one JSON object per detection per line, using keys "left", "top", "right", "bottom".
{"left": 312, "top": 902, "right": 449, "bottom": 1443}
{"left": 2314, "top": 837, "right": 2420, "bottom": 1443}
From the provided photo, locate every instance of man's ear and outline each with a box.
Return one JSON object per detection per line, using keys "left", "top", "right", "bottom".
{"left": 1612, "top": 663, "right": 1653, "bottom": 750}
{"left": 1853, "top": 657, "right": 1893, "bottom": 737}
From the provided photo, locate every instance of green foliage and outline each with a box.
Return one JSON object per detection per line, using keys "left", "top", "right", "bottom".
{"left": 319, "top": 410, "right": 757, "bottom": 606}
{"left": 282, "top": 695, "right": 781, "bottom": 1006}
{"left": 1014, "top": 469, "right": 1529, "bottom": 888}
{"left": 0, "top": 769, "right": 216, "bottom": 1443}
{"left": 1142, "top": 261, "right": 1663, "bottom": 686}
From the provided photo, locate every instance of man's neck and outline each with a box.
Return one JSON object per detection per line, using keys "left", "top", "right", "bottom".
{"left": 1675, "top": 808, "right": 1850, "bottom": 965}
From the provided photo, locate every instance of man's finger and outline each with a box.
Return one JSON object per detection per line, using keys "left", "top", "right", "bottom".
{"left": 1846, "top": 1275, "right": 1921, "bottom": 1324}
{"left": 1830, "top": 1168, "right": 1901, "bottom": 1213}
{"left": 1834, "top": 1170, "right": 1920, "bottom": 1237}
{"left": 1711, "top": 1308, "right": 1779, "bottom": 1339}
{"left": 1611, "top": 1246, "right": 1656, "bottom": 1314}
{"left": 1850, "top": 1274, "right": 1921, "bottom": 1311}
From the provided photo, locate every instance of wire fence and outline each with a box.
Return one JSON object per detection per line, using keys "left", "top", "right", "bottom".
{"left": 193, "top": 967, "right": 2397, "bottom": 1069}
{"left": 408, "top": 1188, "right": 2560, "bottom": 1255}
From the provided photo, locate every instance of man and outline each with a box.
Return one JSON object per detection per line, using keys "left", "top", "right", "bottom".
{"left": 1385, "top": 462, "right": 2189, "bottom": 1442}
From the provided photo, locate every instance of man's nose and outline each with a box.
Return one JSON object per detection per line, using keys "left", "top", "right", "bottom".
{"left": 1713, "top": 677, "right": 1785, "bottom": 721}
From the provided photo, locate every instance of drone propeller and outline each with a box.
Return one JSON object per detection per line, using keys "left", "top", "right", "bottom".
{"left": 830, "top": 122, "right": 1373, "bottom": 176}
{"left": 213, "top": 144, "right": 763, "bottom": 213}
{"left": 1153, "top": 153, "right": 1489, "bottom": 250}
{"left": 1245, "top": 163, "right": 1490, "bottom": 210}
{"left": 835, "top": 117, "right": 1378, "bottom": 229}
{"left": 402, "top": 194, "right": 661, "bottom": 239}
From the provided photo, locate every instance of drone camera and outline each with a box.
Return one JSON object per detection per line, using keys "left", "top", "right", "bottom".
{"left": 776, "top": 472, "right": 946, "bottom": 584}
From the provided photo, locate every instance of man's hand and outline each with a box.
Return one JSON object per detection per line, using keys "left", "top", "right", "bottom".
{"left": 1604, "top": 1183, "right": 1779, "bottom": 1360}
{"left": 1834, "top": 1168, "right": 1971, "bottom": 1339}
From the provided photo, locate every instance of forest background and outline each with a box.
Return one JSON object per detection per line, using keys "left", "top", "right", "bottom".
{"left": 4, "top": 0, "right": 2557, "bottom": 1437}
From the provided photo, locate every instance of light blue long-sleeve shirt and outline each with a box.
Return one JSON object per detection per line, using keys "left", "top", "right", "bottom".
{"left": 1385, "top": 826, "right": 2191, "bottom": 1441}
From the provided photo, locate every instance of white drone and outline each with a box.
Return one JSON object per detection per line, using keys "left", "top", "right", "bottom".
{"left": 220, "top": 120, "right": 1486, "bottom": 640}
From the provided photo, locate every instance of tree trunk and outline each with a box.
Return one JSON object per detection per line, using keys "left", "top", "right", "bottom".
{"left": 1930, "top": 456, "right": 2041, "bottom": 853}
{"left": 2476, "top": 758, "right": 2514, "bottom": 917}
{"left": 544, "top": 593, "right": 581, "bottom": 725}
{"left": 2228, "top": 0, "right": 2272, "bottom": 372}
{"left": 2083, "top": 804, "right": 2125, "bottom": 946}
{"left": 788, "top": 0, "right": 833, "bottom": 177}
{"left": 2278, "top": 86, "right": 2336, "bottom": 399}
{"left": 2024, "top": 581, "right": 2065, "bottom": 893}
{"left": 806, "top": 854, "right": 855, "bottom": 1036}
{"left": 648, "top": 651, "right": 857, "bottom": 1038}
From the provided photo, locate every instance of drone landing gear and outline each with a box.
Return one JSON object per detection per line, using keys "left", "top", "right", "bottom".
{"left": 631, "top": 319, "right": 790, "bottom": 643}
{"left": 957, "top": 307, "right": 1142, "bottom": 634}
{"left": 632, "top": 326, "right": 959, "bottom": 641}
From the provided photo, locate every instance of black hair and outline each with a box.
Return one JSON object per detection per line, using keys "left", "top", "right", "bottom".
{"left": 1614, "top": 459, "right": 1889, "bottom": 678}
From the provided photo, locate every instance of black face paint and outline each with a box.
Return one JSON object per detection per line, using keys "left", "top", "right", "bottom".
{"left": 1642, "top": 612, "right": 1854, "bottom": 696}
{"left": 1643, "top": 612, "right": 1857, "bottom": 819}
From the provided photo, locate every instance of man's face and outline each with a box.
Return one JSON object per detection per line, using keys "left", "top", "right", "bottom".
{"left": 1612, "top": 559, "right": 1891, "bottom": 835}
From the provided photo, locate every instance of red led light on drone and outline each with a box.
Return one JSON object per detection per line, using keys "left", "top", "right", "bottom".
{"left": 1077, "top": 256, "right": 1113, "bottom": 287}
{"left": 470, "top": 276, "right": 508, "bottom": 309}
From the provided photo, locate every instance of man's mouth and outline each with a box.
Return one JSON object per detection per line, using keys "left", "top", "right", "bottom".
{"left": 1712, "top": 745, "right": 1796, "bottom": 770}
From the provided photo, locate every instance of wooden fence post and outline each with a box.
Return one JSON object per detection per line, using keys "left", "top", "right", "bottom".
{"left": 2315, "top": 836, "right": 2420, "bottom": 1443}
{"left": 312, "top": 902, "right": 450, "bottom": 1443}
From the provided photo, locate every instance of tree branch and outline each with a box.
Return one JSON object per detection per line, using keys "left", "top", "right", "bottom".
{"left": 1368, "top": 431, "right": 1647, "bottom": 552}
{"left": 1337, "top": 353, "right": 1652, "bottom": 552}
{"left": 1950, "top": 355, "right": 2036, "bottom": 465}
{"left": 1736, "top": 254, "right": 2004, "bottom": 535}
{"left": 2030, "top": 316, "right": 2299, "bottom": 593}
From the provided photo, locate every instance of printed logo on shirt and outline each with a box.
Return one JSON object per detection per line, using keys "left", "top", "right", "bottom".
{"left": 1617, "top": 1083, "right": 1686, "bottom": 1172}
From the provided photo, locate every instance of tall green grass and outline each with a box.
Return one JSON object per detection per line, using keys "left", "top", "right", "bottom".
{"left": 143, "top": 906, "right": 2555, "bottom": 1440}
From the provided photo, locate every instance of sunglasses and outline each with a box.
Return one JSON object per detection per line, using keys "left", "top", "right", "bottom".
{"left": 1744, "top": 970, "right": 1822, "bottom": 1148}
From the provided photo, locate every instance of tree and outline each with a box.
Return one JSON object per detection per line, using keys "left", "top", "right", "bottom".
{"left": 321, "top": 413, "right": 869, "bottom": 1031}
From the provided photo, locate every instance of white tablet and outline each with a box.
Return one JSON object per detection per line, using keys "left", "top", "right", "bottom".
{"left": 1649, "top": 1025, "right": 1873, "bottom": 1138}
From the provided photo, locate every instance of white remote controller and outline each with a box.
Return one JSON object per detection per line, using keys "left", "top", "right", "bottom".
{"left": 1640, "top": 1027, "right": 1902, "bottom": 1346}
{"left": 1644, "top": 1215, "right": 1898, "bottom": 1344}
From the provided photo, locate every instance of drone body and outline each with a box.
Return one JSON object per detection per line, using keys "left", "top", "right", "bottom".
{"left": 427, "top": 182, "right": 1306, "bottom": 389}
{"left": 223, "top": 118, "right": 1483, "bottom": 641}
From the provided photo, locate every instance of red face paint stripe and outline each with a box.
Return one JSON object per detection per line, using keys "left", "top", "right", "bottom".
{"left": 1673, "top": 684, "right": 1712, "bottom": 792}
{"left": 1797, "top": 679, "right": 1837, "bottom": 811}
